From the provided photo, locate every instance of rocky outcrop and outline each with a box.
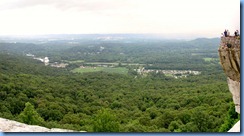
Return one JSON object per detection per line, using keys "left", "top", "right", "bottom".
{"left": 218, "top": 37, "right": 240, "bottom": 82}
{"left": 218, "top": 36, "right": 240, "bottom": 132}
{"left": 0, "top": 118, "right": 78, "bottom": 132}
{"left": 227, "top": 77, "right": 240, "bottom": 113}
{"left": 218, "top": 36, "right": 240, "bottom": 113}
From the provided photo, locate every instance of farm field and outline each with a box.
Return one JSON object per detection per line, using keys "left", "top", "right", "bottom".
{"left": 85, "top": 62, "right": 145, "bottom": 66}
{"left": 65, "top": 60, "right": 85, "bottom": 63}
{"left": 72, "top": 67, "right": 129, "bottom": 74}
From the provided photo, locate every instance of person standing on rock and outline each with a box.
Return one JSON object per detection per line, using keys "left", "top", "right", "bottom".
{"left": 236, "top": 30, "right": 239, "bottom": 36}
{"left": 234, "top": 30, "right": 240, "bottom": 39}
{"left": 227, "top": 30, "right": 230, "bottom": 37}
{"left": 224, "top": 30, "right": 227, "bottom": 37}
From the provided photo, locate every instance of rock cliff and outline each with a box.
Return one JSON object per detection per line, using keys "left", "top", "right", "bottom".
{"left": 218, "top": 36, "right": 240, "bottom": 132}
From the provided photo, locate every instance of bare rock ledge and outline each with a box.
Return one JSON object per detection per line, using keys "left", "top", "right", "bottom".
{"left": 0, "top": 118, "right": 84, "bottom": 132}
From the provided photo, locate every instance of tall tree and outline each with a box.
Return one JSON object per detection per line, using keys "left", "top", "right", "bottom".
{"left": 18, "top": 102, "right": 44, "bottom": 125}
{"left": 92, "top": 108, "right": 120, "bottom": 132}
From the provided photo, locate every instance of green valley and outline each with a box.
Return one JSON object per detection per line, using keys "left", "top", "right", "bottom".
{"left": 0, "top": 35, "right": 239, "bottom": 132}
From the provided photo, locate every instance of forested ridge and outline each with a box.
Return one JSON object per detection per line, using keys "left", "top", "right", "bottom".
{"left": 0, "top": 37, "right": 239, "bottom": 132}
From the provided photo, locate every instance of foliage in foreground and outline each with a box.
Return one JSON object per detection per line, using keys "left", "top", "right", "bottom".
{"left": 93, "top": 108, "right": 120, "bottom": 132}
{"left": 18, "top": 102, "right": 44, "bottom": 126}
{"left": 219, "top": 102, "right": 240, "bottom": 132}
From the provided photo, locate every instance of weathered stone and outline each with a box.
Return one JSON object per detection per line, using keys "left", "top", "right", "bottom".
{"left": 218, "top": 47, "right": 240, "bottom": 82}
{"left": 228, "top": 120, "right": 240, "bottom": 132}
{"left": 0, "top": 118, "right": 80, "bottom": 132}
{"left": 227, "top": 77, "right": 240, "bottom": 113}
{"left": 218, "top": 36, "right": 240, "bottom": 132}
{"left": 218, "top": 36, "right": 240, "bottom": 112}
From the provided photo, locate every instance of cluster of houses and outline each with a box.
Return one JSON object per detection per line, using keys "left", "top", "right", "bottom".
{"left": 135, "top": 67, "right": 201, "bottom": 78}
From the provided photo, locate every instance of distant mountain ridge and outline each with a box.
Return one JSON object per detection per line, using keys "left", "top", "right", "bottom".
{"left": 0, "top": 34, "right": 219, "bottom": 44}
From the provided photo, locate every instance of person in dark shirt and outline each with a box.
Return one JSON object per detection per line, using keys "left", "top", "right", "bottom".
{"left": 236, "top": 30, "right": 239, "bottom": 36}
{"left": 234, "top": 31, "right": 237, "bottom": 36}
{"left": 224, "top": 30, "right": 227, "bottom": 37}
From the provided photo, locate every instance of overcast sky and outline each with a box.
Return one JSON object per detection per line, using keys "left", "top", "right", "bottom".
{"left": 0, "top": 0, "right": 240, "bottom": 38}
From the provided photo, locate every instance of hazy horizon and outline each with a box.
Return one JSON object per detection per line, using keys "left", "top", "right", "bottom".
{"left": 0, "top": 0, "right": 240, "bottom": 38}
{"left": 0, "top": 33, "right": 222, "bottom": 40}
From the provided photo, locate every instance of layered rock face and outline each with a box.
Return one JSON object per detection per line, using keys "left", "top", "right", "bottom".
{"left": 218, "top": 36, "right": 240, "bottom": 113}
{"left": 218, "top": 36, "right": 240, "bottom": 132}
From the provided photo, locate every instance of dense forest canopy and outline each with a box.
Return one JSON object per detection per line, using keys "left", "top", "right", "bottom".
{"left": 0, "top": 35, "right": 239, "bottom": 132}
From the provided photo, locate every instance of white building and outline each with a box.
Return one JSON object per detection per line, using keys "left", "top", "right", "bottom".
{"left": 44, "top": 57, "right": 49, "bottom": 63}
